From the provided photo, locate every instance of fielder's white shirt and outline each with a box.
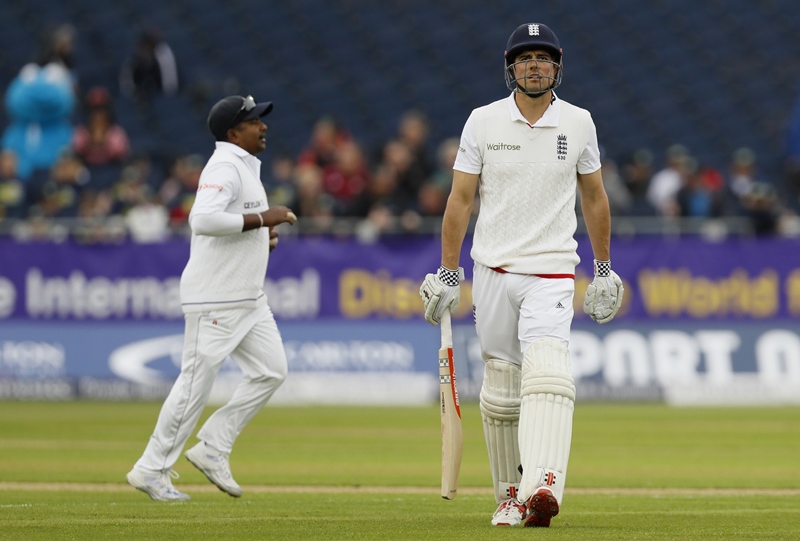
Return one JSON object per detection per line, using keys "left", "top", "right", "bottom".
{"left": 180, "top": 142, "right": 270, "bottom": 313}
{"left": 454, "top": 92, "right": 601, "bottom": 274}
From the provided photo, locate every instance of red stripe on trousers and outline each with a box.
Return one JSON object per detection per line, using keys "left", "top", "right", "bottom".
{"left": 489, "top": 267, "right": 574, "bottom": 279}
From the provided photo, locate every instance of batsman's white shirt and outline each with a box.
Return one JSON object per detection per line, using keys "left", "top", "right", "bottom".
{"left": 454, "top": 93, "right": 601, "bottom": 275}
{"left": 180, "top": 142, "right": 270, "bottom": 312}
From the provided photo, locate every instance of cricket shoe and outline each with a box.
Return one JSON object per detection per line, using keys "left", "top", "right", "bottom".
{"left": 491, "top": 498, "right": 527, "bottom": 526}
{"left": 523, "top": 487, "right": 559, "bottom": 527}
{"left": 185, "top": 442, "right": 242, "bottom": 497}
{"left": 126, "top": 468, "right": 190, "bottom": 501}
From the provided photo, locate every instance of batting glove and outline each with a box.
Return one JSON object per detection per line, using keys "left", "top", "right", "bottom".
{"left": 583, "top": 259, "right": 624, "bottom": 324}
{"left": 419, "top": 266, "right": 464, "bottom": 326}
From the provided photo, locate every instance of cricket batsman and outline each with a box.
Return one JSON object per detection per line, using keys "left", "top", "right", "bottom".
{"left": 419, "top": 22, "right": 623, "bottom": 527}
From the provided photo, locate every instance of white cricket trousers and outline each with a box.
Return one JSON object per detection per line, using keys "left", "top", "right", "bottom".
{"left": 472, "top": 263, "right": 575, "bottom": 362}
{"left": 135, "top": 299, "right": 288, "bottom": 472}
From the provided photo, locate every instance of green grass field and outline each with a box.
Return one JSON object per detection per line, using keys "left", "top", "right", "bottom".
{"left": 1, "top": 402, "right": 799, "bottom": 540}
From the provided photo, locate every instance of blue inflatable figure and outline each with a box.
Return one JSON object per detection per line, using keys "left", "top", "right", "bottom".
{"left": 2, "top": 62, "right": 75, "bottom": 180}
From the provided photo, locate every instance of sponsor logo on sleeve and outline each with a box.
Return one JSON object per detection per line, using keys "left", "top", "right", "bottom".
{"left": 198, "top": 183, "right": 224, "bottom": 192}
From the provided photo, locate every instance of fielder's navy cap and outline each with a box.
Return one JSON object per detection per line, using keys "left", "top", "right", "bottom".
{"left": 208, "top": 95, "right": 273, "bottom": 140}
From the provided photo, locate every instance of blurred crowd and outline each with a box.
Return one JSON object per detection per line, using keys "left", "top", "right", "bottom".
{"left": 2, "top": 24, "right": 800, "bottom": 243}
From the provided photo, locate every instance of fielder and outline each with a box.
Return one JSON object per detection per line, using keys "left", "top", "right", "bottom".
{"left": 127, "top": 95, "right": 297, "bottom": 501}
{"left": 420, "top": 22, "right": 623, "bottom": 527}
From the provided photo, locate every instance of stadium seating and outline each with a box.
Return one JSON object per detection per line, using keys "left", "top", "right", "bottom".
{"left": 0, "top": 0, "right": 798, "bottom": 189}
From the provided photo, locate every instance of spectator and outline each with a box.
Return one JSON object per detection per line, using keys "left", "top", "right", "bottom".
{"left": 321, "top": 139, "right": 370, "bottom": 214}
{"left": 351, "top": 163, "right": 408, "bottom": 241}
{"left": 675, "top": 166, "right": 726, "bottom": 218}
{"left": 264, "top": 154, "right": 297, "bottom": 209}
{"left": 576, "top": 153, "right": 632, "bottom": 217}
{"left": 599, "top": 154, "right": 632, "bottom": 216}
{"left": 0, "top": 150, "right": 25, "bottom": 218}
{"left": 621, "top": 148, "right": 655, "bottom": 215}
{"left": 125, "top": 198, "right": 170, "bottom": 243}
{"left": 350, "top": 162, "right": 400, "bottom": 216}
{"left": 728, "top": 147, "right": 760, "bottom": 202}
{"left": 397, "top": 109, "right": 434, "bottom": 180}
{"left": 416, "top": 182, "right": 448, "bottom": 218}
{"left": 646, "top": 144, "right": 692, "bottom": 217}
{"left": 415, "top": 137, "right": 461, "bottom": 218}
{"left": 786, "top": 86, "right": 800, "bottom": 208}
{"left": 72, "top": 87, "right": 131, "bottom": 167}
{"left": 112, "top": 163, "right": 156, "bottom": 213}
{"left": 119, "top": 28, "right": 179, "bottom": 108}
{"left": 37, "top": 23, "right": 78, "bottom": 90}
{"left": 292, "top": 162, "right": 335, "bottom": 232}
{"left": 741, "top": 182, "right": 781, "bottom": 235}
{"left": 355, "top": 203, "right": 396, "bottom": 243}
{"left": 379, "top": 139, "right": 425, "bottom": 212}
{"left": 377, "top": 110, "right": 434, "bottom": 214}
{"left": 114, "top": 165, "right": 169, "bottom": 243}
{"left": 158, "top": 153, "right": 204, "bottom": 227}
{"left": 2, "top": 62, "right": 76, "bottom": 180}
{"left": 72, "top": 188, "right": 127, "bottom": 244}
{"left": 428, "top": 136, "right": 459, "bottom": 192}
{"left": 297, "top": 116, "right": 349, "bottom": 169}
{"left": 126, "top": 153, "right": 162, "bottom": 192}
{"left": 26, "top": 152, "right": 89, "bottom": 219}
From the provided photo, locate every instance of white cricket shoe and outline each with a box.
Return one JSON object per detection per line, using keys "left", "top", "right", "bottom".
{"left": 491, "top": 498, "right": 527, "bottom": 526}
{"left": 126, "top": 468, "right": 190, "bottom": 501}
{"left": 185, "top": 442, "right": 243, "bottom": 497}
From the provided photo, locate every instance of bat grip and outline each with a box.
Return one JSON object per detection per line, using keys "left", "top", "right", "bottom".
{"left": 440, "top": 309, "right": 453, "bottom": 348}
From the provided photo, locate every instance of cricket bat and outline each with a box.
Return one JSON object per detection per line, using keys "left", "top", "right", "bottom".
{"left": 438, "top": 309, "right": 463, "bottom": 500}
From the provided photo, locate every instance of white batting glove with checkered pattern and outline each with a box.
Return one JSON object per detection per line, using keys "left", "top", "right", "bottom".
{"left": 583, "top": 259, "right": 624, "bottom": 324}
{"left": 419, "top": 266, "right": 464, "bottom": 325}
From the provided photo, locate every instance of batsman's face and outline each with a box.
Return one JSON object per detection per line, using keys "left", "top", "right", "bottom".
{"left": 231, "top": 118, "right": 268, "bottom": 155}
{"left": 512, "top": 49, "right": 557, "bottom": 93}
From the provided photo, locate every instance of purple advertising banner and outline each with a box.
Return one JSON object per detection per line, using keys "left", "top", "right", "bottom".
{"left": 1, "top": 236, "right": 799, "bottom": 323}
{"left": 2, "top": 236, "right": 799, "bottom": 405}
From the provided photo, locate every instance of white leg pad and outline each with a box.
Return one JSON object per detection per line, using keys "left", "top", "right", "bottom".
{"left": 480, "top": 359, "right": 522, "bottom": 503}
{"left": 517, "top": 339, "right": 575, "bottom": 505}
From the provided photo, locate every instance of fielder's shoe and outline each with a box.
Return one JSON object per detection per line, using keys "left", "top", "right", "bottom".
{"left": 523, "top": 487, "right": 559, "bottom": 528}
{"left": 491, "top": 498, "right": 527, "bottom": 526}
{"left": 126, "top": 468, "right": 190, "bottom": 501}
{"left": 185, "top": 442, "right": 242, "bottom": 497}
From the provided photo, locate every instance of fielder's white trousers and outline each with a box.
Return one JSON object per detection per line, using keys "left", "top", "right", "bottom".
{"left": 472, "top": 263, "right": 575, "bottom": 363}
{"left": 135, "top": 298, "right": 287, "bottom": 472}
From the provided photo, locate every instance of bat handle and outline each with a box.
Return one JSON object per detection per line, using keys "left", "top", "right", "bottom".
{"left": 440, "top": 309, "right": 452, "bottom": 348}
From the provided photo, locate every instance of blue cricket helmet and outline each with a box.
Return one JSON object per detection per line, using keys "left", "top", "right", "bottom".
{"left": 504, "top": 23, "right": 564, "bottom": 96}
{"left": 505, "top": 23, "right": 562, "bottom": 64}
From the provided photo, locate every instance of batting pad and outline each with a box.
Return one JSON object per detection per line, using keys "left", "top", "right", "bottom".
{"left": 517, "top": 339, "right": 576, "bottom": 505}
{"left": 480, "top": 359, "right": 522, "bottom": 503}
